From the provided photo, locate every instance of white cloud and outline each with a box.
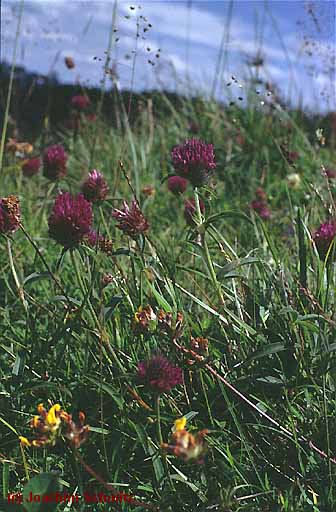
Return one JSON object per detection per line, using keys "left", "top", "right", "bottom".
{"left": 1, "top": 0, "right": 333, "bottom": 110}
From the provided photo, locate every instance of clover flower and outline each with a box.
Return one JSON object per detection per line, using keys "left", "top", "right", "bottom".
{"left": 48, "top": 192, "right": 93, "bottom": 248}
{"left": 187, "top": 337, "right": 209, "bottom": 366}
{"left": 85, "top": 229, "right": 113, "bottom": 255}
{"left": 101, "top": 273, "right": 114, "bottom": 288}
{"left": 250, "top": 189, "right": 271, "bottom": 219}
{"left": 112, "top": 200, "right": 149, "bottom": 238}
{"left": 6, "top": 138, "right": 33, "bottom": 157}
{"left": 142, "top": 185, "right": 156, "bottom": 197}
{"left": 133, "top": 305, "right": 157, "bottom": 335}
{"left": 19, "top": 403, "right": 62, "bottom": 448}
{"left": 255, "top": 187, "right": 267, "bottom": 201}
{"left": 60, "top": 410, "right": 90, "bottom": 448}
{"left": 43, "top": 144, "right": 68, "bottom": 180}
{"left": 137, "top": 354, "right": 183, "bottom": 393}
{"left": 81, "top": 170, "right": 109, "bottom": 203}
{"left": 184, "top": 198, "right": 205, "bottom": 226}
{"left": 285, "top": 149, "right": 299, "bottom": 165}
{"left": 171, "top": 138, "right": 216, "bottom": 186}
{"left": 161, "top": 417, "right": 208, "bottom": 463}
{"left": 19, "top": 403, "right": 89, "bottom": 449}
{"left": 325, "top": 167, "right": 336, "bottom": 179}
{"left": 190, "top": 336, "right": 209, "bottom": 356}
{"left": 313, "top": 221, "right": 336, "bottom": 261}
{"left": 71, "top": 95, "right": 90, "bottom": 110}
{"left": 167, "top": 176, "right": 188, "bottom": 195}
{"left": 86, "top": 113, "right": 97, "bottom": 122}
{"left": 22, "top": 157, "right": 41, "bottom": 177}
{"left": 0, "top": 195, "right": 21, "bottom": 234}
{"left": 250, "top": 200, "right": 271, "bottom": 220}
{"left": 157, "top": 310, "right": 184, "bottom": 339}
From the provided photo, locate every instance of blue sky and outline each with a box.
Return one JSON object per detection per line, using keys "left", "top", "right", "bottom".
{"left": 1, "top": 0, "right": 335, "bottom": 111}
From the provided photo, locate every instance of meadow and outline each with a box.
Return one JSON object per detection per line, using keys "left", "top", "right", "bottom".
{"left": 1, "top": 10, "right": 336, "bottom": 511}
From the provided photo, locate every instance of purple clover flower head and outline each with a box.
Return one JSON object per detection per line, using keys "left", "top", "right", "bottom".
{"left": 43, "top": 144, "right": 68, "bottom": 180}
{"left": 71, "top": 95, "right": 90, "bottom": 110}
{"left": 167, "top": 176, "right": 188, "bottom": 195}
{"left": 48, "top": 192, "right": 93, "bottom": 248}
{"left": 22, "top": 157, "right": 41, "bottom": 177}
{"left": 171, "top": 138, "right": 216, "bottom": 187}
{"left": 84, "top": 229, "right": 113, "bottom": 255}
{"left": 112, "top": 200, "right": 149, "bottom": 238}
{"left": 286, "top": 151, "right": 299, "bottom": 165}
{"left": 184, "top": 198, "right": 205, "bottom": 226}
{"left": 325, "top": 168, "right": 336, "bottom": 179}
{"left": 138, "top": 355, "right": 183, "bottom": 393}
{"left": 0, "top": 196, "right": 21, "bottom": 234}
{"left": 81, "top": 170, "right": 109, "bottom": 203}
{"left": 250, "top": 200, "right": 271, "bottom": 220}
{"left": 313, "top": 221, "right": 336, "bottom": 261}
{"left": 258, "top": 206, "right": 272, "bottom": 220}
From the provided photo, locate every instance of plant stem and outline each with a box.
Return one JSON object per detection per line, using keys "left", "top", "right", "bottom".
{"left": 155, "top": 394, "right": 175, "bottom": 492}
{"left": 19, "top": 223, "right": 70, "bottom": 302}
{"left": 155, "top": 394, "right": 163, "bottom": 446}
{"left": 193, "top": 188, "right": 224, "bottom": 306}
{"left": 7, "top": 237, "right": 28, "bottom": 313}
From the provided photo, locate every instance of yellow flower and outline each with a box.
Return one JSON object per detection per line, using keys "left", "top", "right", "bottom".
{"left": 20, "top": 402, "right": 89, "bottom": 449}
{"left": 19, "top": 436, "right": 31, "bottom": 447}
{"left": 32, "top": 416, "right": 40, "bottom": 428}
{"left": 46, "top": 404, "right": 61, "bottom": 431}
{"left": 173, "top": 416, "right": 187, "bottom": 432}
{"left": 134, "top": 306, "right": 143, "bottom": 323}
{"left": 162, "top": 419, "right": 208, "bottom": 463}
{"left": 37, "top": 403, "right": 44, "bottom": 414}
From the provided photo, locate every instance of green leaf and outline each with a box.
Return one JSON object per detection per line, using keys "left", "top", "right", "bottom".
{"left": 12, "top": 350, "right": 26, "bottom": 378}
{"left": 297, "top": 208, "right": 307, "bottom": 288}
{"left": 88, "top": 426, "right": 111, "bottom": 435}
{"left": 103, "top": 295, "right": 124, "bottom": 320}
{"left": 50, "top": 296, "right": 81, "bottom": 306}
{"left": 175, "top": 282, "right": 256, "bottom": 335}
{"left": 112, "top": 248, "right": 131, "bottom": 256}
{"left": 2, "top": 463, "right": 10, "bottom": 499}
{"left": 170, "top": 474, "right": 207, "bottom": 501}
{"left": 148, "top": 283, "right": 172, "bottom": 312}
{"left": 183, "top": 411, "right": 199, "bottom": 422}
{"left": 22, "top": 473, "right": 62, "bottom": 512}
{"left": 218, "top": 257, "right": 260, "bottom": 278}
{"left": 23, "top": 272, "right": 51, "bottom": 286}
{"left": 203, "top": 211, "right": 253, "bottom": 229}
{"left": 295, "top": 320, "right": 320, "bottom": 333}
{"left": 244, "top": 342, "right": 286, "bottom": 365}
{"left": 325, "top": 343, "right": 336, "bottom": 354}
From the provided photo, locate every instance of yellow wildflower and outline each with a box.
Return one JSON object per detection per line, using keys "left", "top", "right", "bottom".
{"left": 46, "top": 404, "right": 62, "bottom": 430}
{"left": 19, "top": 436, "right": 31, "bottom": 447}
{"left": 174, "top": 417, "right": 187, "bottom": 432}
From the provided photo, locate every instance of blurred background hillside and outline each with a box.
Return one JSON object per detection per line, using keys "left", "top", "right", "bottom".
{"left": 1, "top": 0, "right": 335, "bottom": 111}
